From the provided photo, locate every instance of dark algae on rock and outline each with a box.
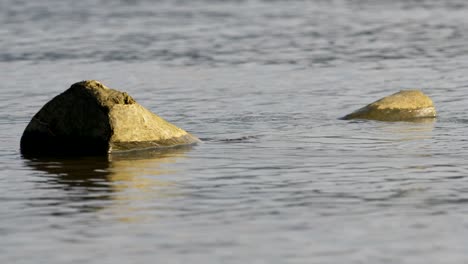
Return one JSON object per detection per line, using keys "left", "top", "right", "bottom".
{"left": 20, "top": 80, "right": 200, "bottom": 156}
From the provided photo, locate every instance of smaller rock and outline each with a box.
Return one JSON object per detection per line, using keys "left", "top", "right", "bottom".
{"left": 342, "top": 90, "right": 436, "bottom": 121}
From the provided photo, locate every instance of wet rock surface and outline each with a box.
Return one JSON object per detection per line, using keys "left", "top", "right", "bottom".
{"left": 342, "top": 90, "right": 436, "bottom": 121}
{"left": 20, "top": 80, "right": 200, "bottom": 156}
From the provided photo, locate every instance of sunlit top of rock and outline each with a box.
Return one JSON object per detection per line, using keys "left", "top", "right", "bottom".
{"left": 342, "top": 90, "right": 436, "bottom": 121}
{"left": 71, "top": 80, "right": 136, "bottom": 109}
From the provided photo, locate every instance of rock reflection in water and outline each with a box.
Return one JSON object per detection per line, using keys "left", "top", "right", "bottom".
{"left": 375, "top": 118, "right": 435, "bottom": 143}
{"left": 23, "top": 146, "right": 192, "bottom": 222}
{"left": 105, "top": 147, "right": 191, "bottom": 222}
{"left": 373, "top": 119, "right": 435, "bottom": 163}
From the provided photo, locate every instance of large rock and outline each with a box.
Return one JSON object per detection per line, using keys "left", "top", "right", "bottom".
{"left": 342, "top": 90, "right": 436, "bottom": 121}
{"left": 20, "top": 80, "right": 200, "bottom": 156}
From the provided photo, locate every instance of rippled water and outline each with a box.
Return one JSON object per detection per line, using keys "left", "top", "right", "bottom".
{"left": 2, "top": 0, "right": 468, "bottom": 263}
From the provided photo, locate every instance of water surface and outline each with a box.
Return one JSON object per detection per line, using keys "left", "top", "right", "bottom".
{"left": 2, "top": 0, "right": 468, "bottom": 263}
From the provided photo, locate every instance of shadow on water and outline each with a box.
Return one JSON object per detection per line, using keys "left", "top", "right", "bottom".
{"left": 22, "top": 146, "right": 193, "bottom": 222}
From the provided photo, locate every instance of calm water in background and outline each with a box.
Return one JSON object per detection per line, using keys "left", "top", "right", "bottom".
{"left": 2, "top": 0, "right": 468, "bottom": 263}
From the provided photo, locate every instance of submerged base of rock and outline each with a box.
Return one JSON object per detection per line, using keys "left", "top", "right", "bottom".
{"left": 20, "top": 80, "right": 200, "bottom": 156}
{"left": 342, "top": 90, "right": 436, "bottom": 122}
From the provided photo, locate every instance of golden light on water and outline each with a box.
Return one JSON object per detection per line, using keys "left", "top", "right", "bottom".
{"left": 24, "top": 146, "right": 193, "bottom": 223}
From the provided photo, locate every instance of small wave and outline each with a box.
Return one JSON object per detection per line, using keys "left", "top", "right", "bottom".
{"left": 200, "top": 135, "right": 260, "bottom": 143}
